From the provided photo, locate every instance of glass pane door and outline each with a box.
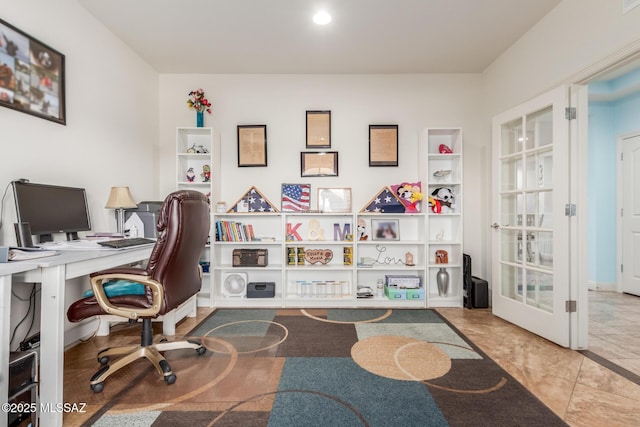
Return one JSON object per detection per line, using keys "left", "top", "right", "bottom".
{"left": 492, "top": 86, "right": 570, "bottom": 347}
{"left": 499, "top": 106, "right": 554, "bottom": 311}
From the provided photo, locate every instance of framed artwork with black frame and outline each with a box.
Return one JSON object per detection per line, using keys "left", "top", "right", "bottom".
{"left": 306, "top": 110, "right": 331, "bottom": 148}
{"left": 301, "top": 151, "right": 338, "bottom": 177}
{"left": 237, "top": 125, "right": 267, "bottom": 167}
{"left": 369, "top": 125, "right": 398, "bottom": 166}
{"left": 0, "top": 18, "right": 66, "bottom": 125}
{"left": 371, "top": 218, "right": 400, "bottom": 241}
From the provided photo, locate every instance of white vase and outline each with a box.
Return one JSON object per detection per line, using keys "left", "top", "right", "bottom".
{"left": 437, "top": 267, "right": 449, "bottom": 297}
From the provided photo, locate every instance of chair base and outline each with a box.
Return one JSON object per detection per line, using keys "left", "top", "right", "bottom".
{"left": 90, "top": 331, "right": 206, "bottom": 393}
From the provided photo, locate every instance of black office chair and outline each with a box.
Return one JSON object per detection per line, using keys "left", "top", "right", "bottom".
{"left": 67, "top": 190, "right": 210, "bottom": 392}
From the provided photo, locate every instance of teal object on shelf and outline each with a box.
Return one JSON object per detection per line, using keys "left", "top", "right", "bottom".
{"left": 196, "top": 111, "right": 204, "bottom": 127}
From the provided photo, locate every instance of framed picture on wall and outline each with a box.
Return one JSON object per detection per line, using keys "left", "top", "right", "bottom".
{"left": 301, "top": 151, "right": 338, "bottom": 177}
{"left": 0, "top": 18, "right": 66, "bottom": 125}
{"left": 237, "top": 125, "right": 267, "bottom": 167}
{"left": 306, "top": 110, "right": 331, "bottom": 148}
{"left": 369, "top": 125, "right": 398, "bottom": 166}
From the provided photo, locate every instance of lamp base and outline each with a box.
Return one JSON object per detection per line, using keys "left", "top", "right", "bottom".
{"left": 116, "top": 208, "right": 126, "bottom": 235}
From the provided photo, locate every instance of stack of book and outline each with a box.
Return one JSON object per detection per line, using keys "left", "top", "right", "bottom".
{"left": 215, "top": 220, "right": 255, "bottom": 242}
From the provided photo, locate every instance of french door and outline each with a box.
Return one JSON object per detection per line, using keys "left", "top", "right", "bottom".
{"left": 491, "top": 86, "right": 571, "bottom": 347}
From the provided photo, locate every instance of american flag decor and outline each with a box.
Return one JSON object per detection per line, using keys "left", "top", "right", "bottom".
{"left": 362, "top": 187, "right": 405, "bottom": 213}
{"left": 281, "top": 184, "right": 310, "bottom": 212}
{"left": 229, "top": 187, "right": 278, "bottom": 212}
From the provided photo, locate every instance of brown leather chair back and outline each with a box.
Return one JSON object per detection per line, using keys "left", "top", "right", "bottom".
{"left": 147, "top": 190, "right": 210, "bottom": 315}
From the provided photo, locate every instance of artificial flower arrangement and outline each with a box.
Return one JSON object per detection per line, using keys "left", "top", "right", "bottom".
{"left": 187, "top": 88, "right": 212, "bottom": 114}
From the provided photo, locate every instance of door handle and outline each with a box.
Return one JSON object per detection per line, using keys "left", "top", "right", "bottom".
{"left": 490, "top": 223, "right": 500, "bottom": 230}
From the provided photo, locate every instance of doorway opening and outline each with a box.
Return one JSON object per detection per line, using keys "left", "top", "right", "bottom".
{"left": 583, "top": 58, "right": 640, "bottom": 378}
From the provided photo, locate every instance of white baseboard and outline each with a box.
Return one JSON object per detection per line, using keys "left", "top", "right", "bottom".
{"left": 64, "top": 318, "right": 100, "bottom": 348}
{"left": 588, "top": 281, "right": 617, "bottom": 291}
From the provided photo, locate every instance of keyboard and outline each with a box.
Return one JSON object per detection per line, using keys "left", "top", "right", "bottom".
{"left": 97, "top": 237, "right": 156, "bottom": 249}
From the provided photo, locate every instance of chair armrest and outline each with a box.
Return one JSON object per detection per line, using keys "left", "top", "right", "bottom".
{"left": 90, "top": 273, "right": 163, "bottom": 320}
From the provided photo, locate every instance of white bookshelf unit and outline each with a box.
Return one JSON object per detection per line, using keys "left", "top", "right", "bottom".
{"left": 420, "top": 128, "right": 464, "bottom": 307}
{"left": 355, "top": 212, "right": 427, "bottom": 307}
{"left": 180, "top": 126, "right": 464, "bottom": 309}
{"left": 213, "top": 212, "right": 283, "bottom": 307}
{"left": 283, "top": 213, "right": 355, "bottom": 307}
{"left": 176, "top": 127, "right": 220, "bottom": 306}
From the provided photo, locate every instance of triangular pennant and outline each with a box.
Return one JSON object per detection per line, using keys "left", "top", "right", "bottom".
{"left": 360, "top": 186, "right": 406, "bottom": 213}
{"left": 228, "top": 186, "right": 280, "bottom": 213}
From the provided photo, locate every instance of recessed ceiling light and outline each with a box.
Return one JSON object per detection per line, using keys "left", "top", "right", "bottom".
{"left": 313, "top": 11, "right": 332, "bottom": 25}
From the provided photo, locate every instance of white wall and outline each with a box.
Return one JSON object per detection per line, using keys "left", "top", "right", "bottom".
{"left": 158, "top": 73, "right": 487, "bottom": 274}
{"left": 484, "top": 0, "right": 640, "bottom": 115}
{"left": 481, "top": 0, "right": 640, "bottom": 286}
{"left": 1, "top": 0, "right": 160, "bottom": 244}
{"left": 1, "top": 0, "right": 159, "bottom": 349}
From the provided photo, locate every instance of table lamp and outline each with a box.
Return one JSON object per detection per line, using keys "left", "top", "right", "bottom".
{"left": 105, "top": 186, "right": 137, "bottom": 235}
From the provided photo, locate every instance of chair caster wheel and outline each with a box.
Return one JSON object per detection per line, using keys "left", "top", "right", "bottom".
{"left": 165, "top": 374, "right": 176, "bottom": 385}
{"left": 98, "top": 356, "right": 109, "bottom": 365}
{"left": 196, "top": 346, "right": 206, "bottom": 356}
{"left": 91, "top": 382, "right": 105, "bottom": 393}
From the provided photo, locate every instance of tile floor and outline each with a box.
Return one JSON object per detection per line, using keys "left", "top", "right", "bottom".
{"left": 437, "top": 289, "right": 640, "bottom": 427}
{"left": 586, "top": 290, "right": 640, "bottom": 377}
{"left": 62, "top": 292, "right": 640, "bottom": 426}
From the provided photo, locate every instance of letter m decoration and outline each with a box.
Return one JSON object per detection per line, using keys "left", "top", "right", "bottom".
{"left": 333, "top": 223, "right": 351, "bottom": 241}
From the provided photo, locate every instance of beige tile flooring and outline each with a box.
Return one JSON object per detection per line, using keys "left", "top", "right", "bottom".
{"left": 586, "top": 290, "right": 640, "bottom": 377}
{"left": 437, "top": 290, "right": 640, "bottom": 427}
{"left": 62, "top": 294, "right": 640, "bottom": 426}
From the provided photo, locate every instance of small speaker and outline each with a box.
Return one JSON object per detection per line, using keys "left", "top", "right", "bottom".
{"left": 14, "top": 222, "right": 34, "bottom": 248}
{"left": 222, "top": 272, "right": 248, "bottom": 297}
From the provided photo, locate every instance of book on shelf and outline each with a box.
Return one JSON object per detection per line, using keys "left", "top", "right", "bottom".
{"left": 215, "top": 220, "right": 259, "bottom": 242}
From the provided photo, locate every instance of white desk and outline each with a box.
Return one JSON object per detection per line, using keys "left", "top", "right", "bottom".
{"left": 2, "top": 246, "right": 153, "bottom": 427}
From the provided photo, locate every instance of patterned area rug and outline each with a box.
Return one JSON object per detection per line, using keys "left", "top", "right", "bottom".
{"left": 83, "top": 309, "right": 566, "bottom": 426}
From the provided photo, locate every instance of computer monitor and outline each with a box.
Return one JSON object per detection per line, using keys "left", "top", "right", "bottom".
{"left": 12, "top": 181, "right": 91, "bottom": 243}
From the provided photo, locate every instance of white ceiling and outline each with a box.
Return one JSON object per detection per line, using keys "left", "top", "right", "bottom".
{"left": 79, "top": 0, "right": 562, "bottom": 74}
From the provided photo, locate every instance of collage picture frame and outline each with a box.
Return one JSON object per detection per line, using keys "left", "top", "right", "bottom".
{"left": 0, "top": 18, "right": 66, "bottom": 125}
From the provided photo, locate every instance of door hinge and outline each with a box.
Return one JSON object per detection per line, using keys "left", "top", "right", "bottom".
{"left": 621, "top": 208, "right": 624, "bottom": 217}
{"left": 565, "top": 107, "right": 576, "bottom": 120}
{"left": 565, "top": 204, "right": 576, "bottom": 217}
{"left": 621, "top": 152, "right": 624, "bottom": 161}
{"left": 621, "top": 264, "right": 624, "bottom": 273}
{"left": 565, "top": 300, "right": 577, "bottom": 312}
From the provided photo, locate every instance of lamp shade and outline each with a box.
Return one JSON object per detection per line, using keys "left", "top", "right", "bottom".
{"left": 105, "top": 187, "right": 137, "bottom": 209}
